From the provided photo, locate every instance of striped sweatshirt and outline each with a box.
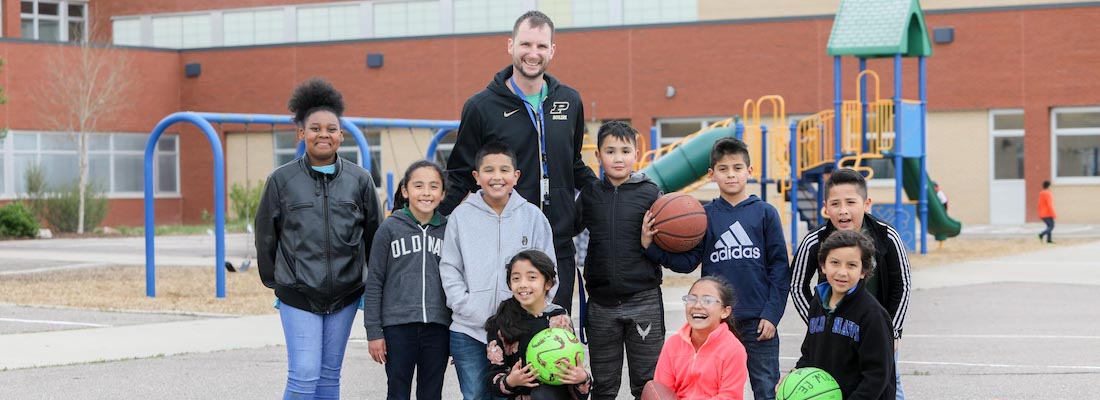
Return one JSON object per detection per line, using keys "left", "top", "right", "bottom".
{"left": 789, "top": 214, "right": 912, "bottom": 339}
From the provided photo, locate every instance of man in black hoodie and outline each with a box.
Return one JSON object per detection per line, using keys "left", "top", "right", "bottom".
{"left": 442, "top": 10, "right": 597, "bottom": 313}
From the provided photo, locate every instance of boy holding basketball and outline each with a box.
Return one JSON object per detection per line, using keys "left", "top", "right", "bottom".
{"left": 789, "top": 230, "right": 895, "bottom": 399}
{"left": 789, "top": 168, "right": 911, "bottom": 398}
{"left": 642, "top": 137, "right": 790, "bottom": 400}
{"left": 574, "top": 121, "right": 664, "bottom": 399}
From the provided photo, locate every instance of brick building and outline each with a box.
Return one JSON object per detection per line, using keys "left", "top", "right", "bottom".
{"left": 0, "top": 0, "right": 1097, "bottom": 230}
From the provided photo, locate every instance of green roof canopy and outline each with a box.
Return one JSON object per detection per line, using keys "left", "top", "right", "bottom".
{"left": 827, "top": 0, "right": 932, "bottom": 58}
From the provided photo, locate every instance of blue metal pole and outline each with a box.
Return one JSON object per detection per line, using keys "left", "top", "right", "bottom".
{"left": 144, "top": 112, "right": 227, "bottom": 298}
{"left": 893, "top": 55, "right": 904, "bottom": 230}
{"left": 425, "top": 129, "right": 455, "bottom": 160}
{"left": 860, "top": 58, "right": 869, "bottom": 154}
{"left": 761, "top": 124, "right": 769, "bottom": 202}
{"left": 834, "top": 56, "right": 843, "bottom": 166}
{"left": 386, "top": 172, "right": 395, "bottom": 211}
{"left": 344, "top": 117, "right": 459, "bottom": 131}
{"left": 735, "top": 121, "right": 744, "bottom": 141}
{"left": 816, "top": 174, "right": 825, "bottom": 227}
{"left": 650, "top": 126, "right": 659, "bottom": 153}
{"left": 341, "top": 119, "right": 371, "bottom": 171}
{"left": 919, "top": 56, "right": 929, "bottom": 254}
{"left": 789, "top": 121, "right": 799, "bottom": 251}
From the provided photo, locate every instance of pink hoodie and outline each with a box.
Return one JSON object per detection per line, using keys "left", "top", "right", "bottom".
{"left": 654, "top": 322, "right": 748, "bottom": 400}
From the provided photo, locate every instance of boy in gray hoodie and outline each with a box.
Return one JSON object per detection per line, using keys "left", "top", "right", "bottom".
{"left": 440, "top": 142, "right": 557, "bottom": 400}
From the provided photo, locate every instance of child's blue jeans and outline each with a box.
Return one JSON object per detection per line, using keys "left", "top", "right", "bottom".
{"left": 279, "top": 302, "right": 358, "bottom": 400}
{"left": 736, "top": 318, "right": 780, "bottom": 400}
{"left": 450, "top": 330, "right": 505, "bottom": 400}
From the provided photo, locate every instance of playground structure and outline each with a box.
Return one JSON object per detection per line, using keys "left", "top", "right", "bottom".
{"left": 630, "top": 0, "right": 961, "bottom": 254}
{"left": 546, "top": 1, "right": 961, "bottom": 253}
{"left": 145, "top": 0, "right": 960, "bottom": 298}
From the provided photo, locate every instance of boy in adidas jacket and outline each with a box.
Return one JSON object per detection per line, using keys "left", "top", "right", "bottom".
{"left": 642, "top": 138, "right": 790, "bottom": 400}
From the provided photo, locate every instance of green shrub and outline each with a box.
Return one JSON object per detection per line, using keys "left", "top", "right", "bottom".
{"left": 41, "top": 181, "right": 109, "bottom": 233}
{"left": 23, "top": 164, "right": 47, "bottom": 218}
{"left": 229, "top": 180, "right": 264, "bottom": 222}
{"left": 0, "top": 202, "right": 40, "bottom": 238}
{"left": 22, "top": 164, "right": 108, "bottom": 233}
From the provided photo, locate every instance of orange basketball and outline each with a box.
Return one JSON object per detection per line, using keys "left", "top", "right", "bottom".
{"left": 641, "top": 380, "right": 679, "bottom": 400}
{"left": 649, "top": 192, "right": 707, "bottom": 253}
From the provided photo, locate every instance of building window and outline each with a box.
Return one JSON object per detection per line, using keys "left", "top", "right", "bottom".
{"left": 224, "top": 9, "right": 285, "bottom": 46}
{"left": 992, "top": 110, "right": 1024, "bottom": 180}
{"left": 297, "top": 4, "right": 360, "bottom": 42}
{"left": 537, "top": 0, "right": 573, "bottom": 28}
{"left": 374, "top": 1, "right": 440, "bottom": 38}
{"left": 433, "top": 132, "right": 457, "bottom": 168}
{"left": 623, "top": 0, "right": 697, "bottom": 25}
{"left": 656, "top": 117, "right": 724, "bottom": 147}
{"left": 454, "top": 0, "right": 524, "bottom": 34}
{"left": 21, "top": 0, "right": 86, "bottom": 42}
{"left": 1052, "top": 108, "right": 1100, "bottom": 182}
{"left": 152, "top": 14, "right": 212, "bottom": 49}
{"left": 272, "top": 130, "right": 382, "bottom": 187}
{"left": 112, "top": 18, "right": 141, "bottom": 46}
{"left": 573, "top": 0, "right": 611, "bottom": 27}
{"left": 0, "top": 136, "right": 6, "bottom": 195}
{"left": 6, "top": 131, "right": 177, "bottom": 197}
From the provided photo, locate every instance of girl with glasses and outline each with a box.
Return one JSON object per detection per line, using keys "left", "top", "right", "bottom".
{"left": 650, "top": 276, "right": 748, "bottom": 399}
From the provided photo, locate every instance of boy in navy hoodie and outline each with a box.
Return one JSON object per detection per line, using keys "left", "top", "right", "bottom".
{"left": 790, "top": 229, "right": 895, "bottom": 400}
{"left": 642, "top": 137, "right": 790, "bottom": 400}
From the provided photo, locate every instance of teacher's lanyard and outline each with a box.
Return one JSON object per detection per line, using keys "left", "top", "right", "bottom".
{"left": 510, "top": 76, "right": 551, "bottom": 208}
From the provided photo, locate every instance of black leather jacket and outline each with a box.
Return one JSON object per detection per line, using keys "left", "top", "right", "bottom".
{"left": 256, "top": 156, "right": 382, "bottom": 314}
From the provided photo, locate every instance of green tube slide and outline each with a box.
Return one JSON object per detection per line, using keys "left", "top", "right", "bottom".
{"left": 640, "top": 127, "right": 738, "bottom": 193}
{"left": 901, "top": 157, "right": 962, "bottom": 241}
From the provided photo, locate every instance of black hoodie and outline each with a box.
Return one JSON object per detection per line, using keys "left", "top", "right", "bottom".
{"left": 574, "top": 172, "right": 663, "bottom": 305}
{"left": 441, "top": 66, "right": 598, "bottom": 257}
{"left": 795, "top": 282, "right": 896, "bottom": 400}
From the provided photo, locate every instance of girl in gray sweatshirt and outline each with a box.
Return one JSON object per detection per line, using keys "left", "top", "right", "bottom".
{"left": 363, "top": 160, "right": 450, "bottom": 399}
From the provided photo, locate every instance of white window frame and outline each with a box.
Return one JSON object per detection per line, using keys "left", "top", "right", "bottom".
{"left": 1050, "top": 106, "right": 1100, "bottom": 185}
{"left": 1, "top": 131, "right": 179, "bottom": 200}
{"left": 21, "top": 0, "right": 87, "bottom": 42}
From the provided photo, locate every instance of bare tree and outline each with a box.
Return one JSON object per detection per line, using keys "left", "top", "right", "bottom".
{"left": 39, "top": 29, "right": 133, "bottom": 234}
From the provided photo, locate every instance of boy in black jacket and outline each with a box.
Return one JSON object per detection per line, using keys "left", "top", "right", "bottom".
{"left": 574, "top": 121, "right": 664, "bottom": 399}
{"left": 793, "top": 230, "right": 895, "bottom": 400}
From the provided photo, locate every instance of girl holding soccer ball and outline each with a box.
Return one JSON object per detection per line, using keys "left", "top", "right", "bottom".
{"left": 484, "top": 250, "right": 592, "bottom": 399}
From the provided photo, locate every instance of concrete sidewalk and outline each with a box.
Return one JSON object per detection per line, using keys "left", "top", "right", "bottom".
{"left": 2, "top": 239, "right": 1097, "bottom": 371}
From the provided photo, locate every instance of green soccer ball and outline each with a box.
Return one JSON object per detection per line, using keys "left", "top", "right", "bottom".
{"left": 777, "top": 367, "right": 842, "bottom": 400}
{"left": 525, "top": 327, "right": 585, "bottom": 386}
